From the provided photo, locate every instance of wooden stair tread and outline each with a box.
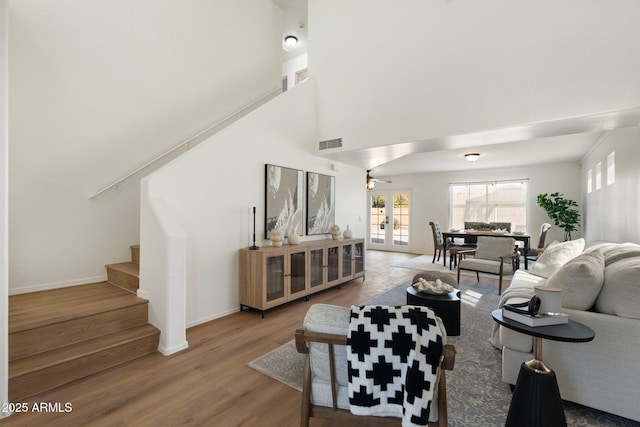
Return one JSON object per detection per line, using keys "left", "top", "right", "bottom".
{"left": 9, "top": 324, "right": 159, "bottom": 378}
{"left": 105, "top": 262, "right": 139, "bottom": 276}
{"left": 9, "top": 282, "right": 147, "bottom": 334}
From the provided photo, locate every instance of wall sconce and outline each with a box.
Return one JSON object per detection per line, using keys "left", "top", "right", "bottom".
{"left": 284, "top": 35, "right": 298, "bottom": 47}
{"left": 465, "top": 153, "right": 480, "bottom": 162}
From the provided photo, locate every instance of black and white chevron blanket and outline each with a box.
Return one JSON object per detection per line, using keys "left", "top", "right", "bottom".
{"left": 346, "top": 305, "right": 444, "bottom": 427}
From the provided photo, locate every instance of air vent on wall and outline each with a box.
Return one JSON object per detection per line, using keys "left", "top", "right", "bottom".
{"left": 319, "top": 138, "right": 343, "bottom": 150}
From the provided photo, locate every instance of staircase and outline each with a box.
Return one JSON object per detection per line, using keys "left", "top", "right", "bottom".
{"left": 8, "top": 245, "right": 159, "bottom": 401}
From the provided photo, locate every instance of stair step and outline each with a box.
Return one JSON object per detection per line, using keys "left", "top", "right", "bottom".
{"left": 10, "top": 299, "right": 149, "bottom": 361}
{"left": 9, "top": 323, "right": 159, "bottom": 401}
{"left": 9, "top": 282, "right": 146, "bottom": 334}
{"left": 131, "top": 245, "right": 140, "bottom": 264}
{"left": 106, "top": 262, "right": 139, "bottom": 293}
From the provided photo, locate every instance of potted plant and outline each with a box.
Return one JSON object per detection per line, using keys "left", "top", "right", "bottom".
{"left": 536, "top": 192, "right": 581, "bottom": 240}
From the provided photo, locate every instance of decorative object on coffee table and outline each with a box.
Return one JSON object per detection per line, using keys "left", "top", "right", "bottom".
{"left": 407, "top": 271, "right": 460, "bottom": 336}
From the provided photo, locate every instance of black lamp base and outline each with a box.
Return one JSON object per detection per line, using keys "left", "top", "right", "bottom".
{"left": 506, "top": 363, "right": 566, "bottom": 427}
{"left": 249, "top": 244, "right": 259, "bottom": 250}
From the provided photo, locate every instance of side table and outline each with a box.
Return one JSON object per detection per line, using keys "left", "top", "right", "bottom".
{"left": 491, "top": 309, "right": 595, "bottom": 427}
{"left": 407, "top": 286, "right": 460, "bottom": 336}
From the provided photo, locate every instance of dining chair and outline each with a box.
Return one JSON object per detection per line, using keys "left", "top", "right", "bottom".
{"left": 430, "top": 221, "right": 465, "bottom": 267}
{"left": 524, "top": 223, "right": 551, "bottom": 262}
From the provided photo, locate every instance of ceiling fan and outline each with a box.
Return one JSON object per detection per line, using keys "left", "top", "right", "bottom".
{"left": 366, "top": 170, "right": 392, "bottom": 190}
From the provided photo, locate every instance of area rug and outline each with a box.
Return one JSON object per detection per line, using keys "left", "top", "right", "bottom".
{"left": 391, "top": 254, "right": 506, "bottom": 279}
{"left": 248, "top": 277, "right": 639, "bottom": 427}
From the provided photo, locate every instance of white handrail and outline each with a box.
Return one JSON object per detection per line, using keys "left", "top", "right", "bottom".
{"left": 88, "top": 86, "right": 282, "bottom": 199}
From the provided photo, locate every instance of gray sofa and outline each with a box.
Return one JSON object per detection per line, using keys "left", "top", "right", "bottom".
{"left": 491, "top": 240, "right": 640, "bottom": 422}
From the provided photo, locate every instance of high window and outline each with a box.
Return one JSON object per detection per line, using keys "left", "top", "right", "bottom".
{"left": 449, "top": 180, "right": 528, "bottom": 230}
{"left": 607, "top": 151, "right": 615, "bottom": 186}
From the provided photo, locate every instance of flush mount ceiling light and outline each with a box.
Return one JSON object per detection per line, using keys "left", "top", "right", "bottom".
{"left": 464, "top": 153, "right": 480, "bottom": 162}
{"left": 284, "top": 35, "right": 298, "bottom": 47}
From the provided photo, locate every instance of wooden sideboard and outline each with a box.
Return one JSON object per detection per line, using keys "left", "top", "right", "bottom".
{"left": 239, "top": 238, "right": 365, "bottom": 316}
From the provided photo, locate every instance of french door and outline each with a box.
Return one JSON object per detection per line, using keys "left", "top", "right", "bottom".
{"left": 368, "top": 190, "right": 411, "bottom": 252}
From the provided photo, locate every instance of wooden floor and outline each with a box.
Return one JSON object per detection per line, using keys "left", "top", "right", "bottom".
{"left": 1, "top": 251, "right": 504, "bottom": 427}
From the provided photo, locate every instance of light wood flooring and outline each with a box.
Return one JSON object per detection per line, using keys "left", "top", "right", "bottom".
{"left": 1, "top": 251, "right": 505, "bottom": 427}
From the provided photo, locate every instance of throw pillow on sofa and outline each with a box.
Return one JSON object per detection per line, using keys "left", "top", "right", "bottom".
{"left": 529, "top": 238, "right": 585, "bottom": 279}
{"left": 595, "top": 256, "right": 640, "bottom": 319}
{"left": 546, "top": 250, "right": 604, "bottom": 310}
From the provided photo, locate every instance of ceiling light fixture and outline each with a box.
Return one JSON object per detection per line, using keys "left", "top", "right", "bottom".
{"left": 284, "top": 35, "right": 298, "bottom": 47}
{"left": 366, "top": 171, "right": 375, "bottom": 190}
{"left": 465, "top": 153, "right": 480, "bottom": 162}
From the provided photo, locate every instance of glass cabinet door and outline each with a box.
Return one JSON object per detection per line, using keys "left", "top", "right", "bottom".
{"left": 354, "top": 241, "right": 364, "bottom": 274}
{"left": 265, "top": 254, "right": 285, "bottom": 302}
{"left": 342, "top": 244, "right": 352, "bottom": 277}
{"left": 327, "top": 245, "right": 340, "bottom": 283}
{"left": 289, "top": 249, "right": 306, "bottom": 295}
{"left": 309, "top": 247, "right": 324, "bottom": 289}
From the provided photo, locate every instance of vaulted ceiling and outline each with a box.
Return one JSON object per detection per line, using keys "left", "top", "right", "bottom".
{"left": 275, "top": 0, "right": 640, "bottom": 177}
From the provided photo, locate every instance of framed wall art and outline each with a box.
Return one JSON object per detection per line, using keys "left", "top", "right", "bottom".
{"left": 306, "top": 172, "right": 335, "bottom": 235}
{"left": 265, "top": 164, "right": 304, "bottom": 239}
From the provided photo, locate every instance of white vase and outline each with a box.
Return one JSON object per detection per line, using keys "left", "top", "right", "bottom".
{"left": 343, "top": 225, "right": 353, "bottom": 239}
{"left": 288, "top": 232, "right": 300, "bottom": 245}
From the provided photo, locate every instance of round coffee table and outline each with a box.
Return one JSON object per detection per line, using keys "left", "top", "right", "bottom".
{"left": 406, "top": 286, "right": 460, "bottom": 336}
{"left": 492, "top": 309, "right": 595, "bottom": 427}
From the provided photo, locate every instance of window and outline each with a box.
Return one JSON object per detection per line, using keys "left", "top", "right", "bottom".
{"left": 607, "top": 151, "right": 615, "bottom": 186}
{"left": 449, "top": 180, "right": 528, "bottom": 229}
{"left": 595, "top": 162, "right": 602, "bottom": 191}
{"left": 587, "top": 169, "right": 593, "bottom": 194}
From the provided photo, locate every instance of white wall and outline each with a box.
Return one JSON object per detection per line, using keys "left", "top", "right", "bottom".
{"left": 282, "top": 53, "right": 308, "bottom": 91}
{"left": 143, "top": 79, "right": 366, "bottom": 326}
{"left": 309, "top": 0, "right": 640, "bottom": 150}
{"left": 1, "top": 0, "right": 9, "bottom": 415}
{"left": 582, "top": 126, "right": 640, "bottom": 243}
{"left": 8, "top": 0, "right": 282, "bottom": 293}
{"left": 373, "top": 161, "right": 582, "bottom": 255}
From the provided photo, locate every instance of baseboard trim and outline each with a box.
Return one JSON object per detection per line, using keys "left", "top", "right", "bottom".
{"left": 137, "top": 289, "right": 150, "bottom": 300}
{"left": 8, "top": 275, "right": 109, "bottom": 295}
{"left": 158, "top": 341, "right": 189, "bottom": 356}
{"left": 186, "top": 307, "right": 239, "bottom": 329}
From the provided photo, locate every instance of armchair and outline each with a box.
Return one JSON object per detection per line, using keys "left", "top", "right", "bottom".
{"left": 295, "top": 304, "right": 456, "bottom": 427}
{"left": 457, "top": 236, "right": 518, "bottom": 295}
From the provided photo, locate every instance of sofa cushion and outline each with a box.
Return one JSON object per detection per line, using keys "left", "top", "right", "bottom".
{"left": 546, "top": 250, "right": 604, "bottom": 310}
{"left": 529, "top": 238, "right": 585, "bottom": 278}
{"left": 595, "top": 257, "right": 640, "bottom": 319}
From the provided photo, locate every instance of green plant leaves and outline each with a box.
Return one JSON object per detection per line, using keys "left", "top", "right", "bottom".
{"left": 536, "top": 192, "right": 581, "bottom": 239}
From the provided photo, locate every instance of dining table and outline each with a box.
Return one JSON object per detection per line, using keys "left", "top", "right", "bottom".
{"left": 442, "top": 230, "right": 531, "bottom": 270}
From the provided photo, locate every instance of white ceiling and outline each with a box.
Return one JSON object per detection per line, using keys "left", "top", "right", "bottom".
{"left": 274, "top": 1, "right": 640, "bottom": 179}
{"left": 272, "top": 0, "right": 308, "bottom": 62}
{"left": 320, "top": 108, "right": 640, "bottom": 177}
